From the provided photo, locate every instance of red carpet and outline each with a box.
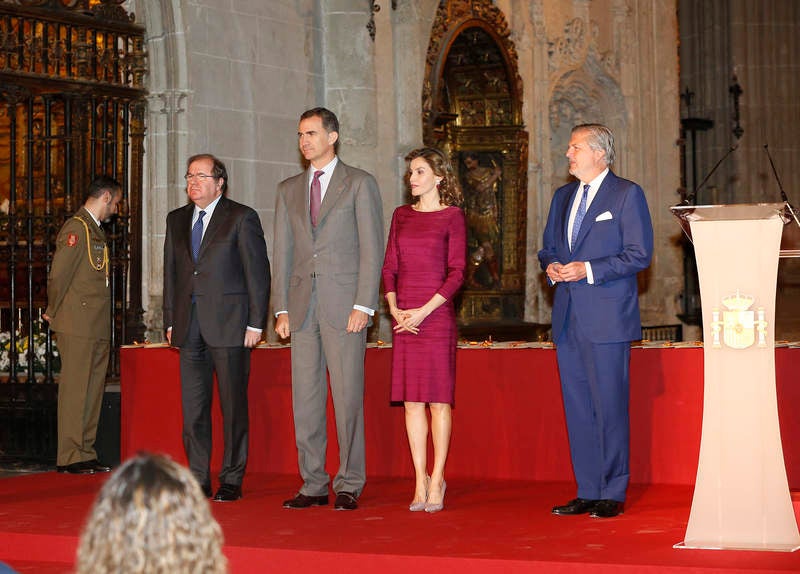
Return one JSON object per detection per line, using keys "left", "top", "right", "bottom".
{"left": 1, "top": 472, "right": 799, "bottom": 573}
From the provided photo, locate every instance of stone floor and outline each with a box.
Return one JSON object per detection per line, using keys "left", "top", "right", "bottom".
{"left": 0, "top": 456, "right": 50, "bottom": 479}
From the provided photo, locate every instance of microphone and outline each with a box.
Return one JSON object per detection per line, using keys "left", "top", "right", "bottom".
{"left": 764, "top": 144, "right": 790, "bottom": 204}
{"left": 681, "top": 144, "right": 738, "bottom": 206}
{"left": 764, "top": 144, "right": 800, "bottom": 227}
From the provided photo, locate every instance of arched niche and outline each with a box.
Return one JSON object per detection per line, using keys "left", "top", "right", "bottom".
{"left": 422, "top": 0, "right": 530, "bottom": 332}
{"left": 549, "top": 56, "right": 627, "bottom": 186}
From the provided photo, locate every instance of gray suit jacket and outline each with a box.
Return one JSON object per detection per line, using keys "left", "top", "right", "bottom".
{"left": 164, "top": 196, "right": 271, "bottom": 347}
{"left": 272, "top": 160, "right": 384, "bottom": 330}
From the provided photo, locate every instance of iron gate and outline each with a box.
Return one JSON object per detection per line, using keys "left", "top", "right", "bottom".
{"left": 0, "top": 0, "right": 147, "bottom": 462}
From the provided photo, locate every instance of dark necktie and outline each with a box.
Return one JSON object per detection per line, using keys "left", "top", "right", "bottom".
{"left": 310, "top": 170, "right": 324, "bottom": 226}
{"left": 570, "top": 184, "right": 590, "bottom": 251}
{"left": 192, "top": 210, "right": 206, "bottom": 261}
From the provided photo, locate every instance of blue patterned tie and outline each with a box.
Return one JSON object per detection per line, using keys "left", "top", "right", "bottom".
{"left": 570, "top": 184, "right": 590, "bottom": 251}
{"left": 191, "top": 210, "right": 206, "bottom": 261}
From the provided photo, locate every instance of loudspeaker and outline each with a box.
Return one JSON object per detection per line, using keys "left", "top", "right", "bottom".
{"left": 96, "top": 389, "right": 120, "bottom": 467}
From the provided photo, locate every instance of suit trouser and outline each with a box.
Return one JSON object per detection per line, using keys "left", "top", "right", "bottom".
{"left": 179, "top": 304, "right": 250, "bottom": 487}
{"left": 56, "top": 333, "right": 110, "bottom": 466}
{"left": 555, "top": 306, "right": 631, "bottom": 502}
{"left": 291, "top": 289, "right": 367, "bottom": 497}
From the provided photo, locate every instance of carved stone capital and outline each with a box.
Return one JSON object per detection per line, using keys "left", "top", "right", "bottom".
{"left": 530, "top": 1, "right": 547, "bottom": 42}
{"left": 148, "top": 90, "right": 189, "bottom": 115}
{"left": 548, "top": 18, "right": 587, "bottom": 74}
{"left": 548, "top": 16, "right": 620, "bottom": 80}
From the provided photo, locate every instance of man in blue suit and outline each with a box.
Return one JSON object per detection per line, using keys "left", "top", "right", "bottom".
{"left": 538, "top": 124, "right": 653, "bottom": 518}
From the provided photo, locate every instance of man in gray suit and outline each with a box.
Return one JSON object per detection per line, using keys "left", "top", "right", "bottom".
{"left": 164, "top": 153, "right": 270, "bottom": 503}
{"left": 273, "top": 107, "right": 384, "bottom": 511}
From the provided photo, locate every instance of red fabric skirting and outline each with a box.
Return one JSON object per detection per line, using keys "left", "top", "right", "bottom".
{"left": 120, "top": 346, "right": 800, "bottom": 487}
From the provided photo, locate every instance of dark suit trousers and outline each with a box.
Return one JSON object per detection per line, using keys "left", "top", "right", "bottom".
{"left": 179, "top": 303, "right": 250, "bottom": 487}
{"left": 555, "top": 304, "right": 631, "bottom": 502}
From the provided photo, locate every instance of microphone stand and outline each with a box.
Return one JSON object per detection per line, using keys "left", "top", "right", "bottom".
{"left": 679, "top": 144, "right": 738, "bottom": 207}
{"left": 764, "top": 144, "right": 800, "bottom": 229}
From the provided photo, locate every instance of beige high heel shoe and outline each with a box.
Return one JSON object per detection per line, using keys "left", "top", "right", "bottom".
{"left": 425, "top": 479, "right": 446, "bottom": 513}
{"left": 409, "top": 475, "right": 430, "bottom": 512}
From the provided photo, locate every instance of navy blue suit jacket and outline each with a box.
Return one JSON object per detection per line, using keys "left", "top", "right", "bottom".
{"left": 538, "top": 171, "right": 653, "bottom": 343}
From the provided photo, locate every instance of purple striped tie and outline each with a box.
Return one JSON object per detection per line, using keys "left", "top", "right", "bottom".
{"left": 310, "top": 170, "right": 324, "bottom": 226}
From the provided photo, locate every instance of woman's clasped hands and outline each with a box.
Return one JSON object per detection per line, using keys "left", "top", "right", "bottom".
{"left": 390, "top": 305, "right": 431, "bottom": 335}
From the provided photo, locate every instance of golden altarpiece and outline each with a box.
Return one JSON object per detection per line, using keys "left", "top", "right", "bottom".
{"left": 0, "top": 0, "right": 146, "bottom": 460}
{"left": 422, "top": 0, "right": 530, "bottom": 337}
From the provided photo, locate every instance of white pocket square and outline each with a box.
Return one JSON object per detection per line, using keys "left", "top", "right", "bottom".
{"left": 595, "top": 211, "right": 613, "bottom": 222}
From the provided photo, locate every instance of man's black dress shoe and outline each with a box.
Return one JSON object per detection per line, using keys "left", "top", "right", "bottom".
{"left": 334, "top": 492, "right": 358, "bottom": 511}
{"left": 590, "top": 499, "right": 624, "bottom": 518}
{"left": 552, "top": 498, "right": 597, "bottom": 515}
{"left": 86, "top": 459, "right": 112, "bottom": 473}
{"left": 201, "top": 483, "right": 213, "bottom": 499}
{"left": 56, "top": 461, "right": 95, "bottom": 475}
{"left": 283, "top": 493, "right": 329, "bottom": 509}
{"left": 212, "top": 483, "right": 242, "bottom": 502}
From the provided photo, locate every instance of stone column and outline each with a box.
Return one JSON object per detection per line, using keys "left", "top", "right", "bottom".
{"left": 136, "top": 0, "right": 191, "bottom": 341}
{"left": 526, "top": 0, "right": 551, "bottom": 323}
{"left": 323, "top": 1, "right": 379, "bottom": 176}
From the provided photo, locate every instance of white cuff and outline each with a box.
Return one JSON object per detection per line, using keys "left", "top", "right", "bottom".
{"left": 353, "top": 304, "right": 375, "bottom": 316}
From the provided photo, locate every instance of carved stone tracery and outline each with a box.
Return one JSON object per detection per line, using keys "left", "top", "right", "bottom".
{"left": 546, "top": 13, "right": 627, "bottom": 200}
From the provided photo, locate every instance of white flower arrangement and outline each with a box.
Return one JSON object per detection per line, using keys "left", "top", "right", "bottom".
{"left": 0, "top": 327, "right": 60, "bottom": 375}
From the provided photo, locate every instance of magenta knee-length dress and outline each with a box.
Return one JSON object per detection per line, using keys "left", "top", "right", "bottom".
{"left": 382, "top": 205, "right": 467, "bottom": 404}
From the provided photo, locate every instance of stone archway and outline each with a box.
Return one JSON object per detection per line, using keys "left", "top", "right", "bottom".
{"left": 422, "top": 0, "right": 530, "bottom": 333}
{"left": 422, "top": 0, "right": 524, "bottom": 145}
{"left": 549, "top": 57, "right": 627, "bottom": 186}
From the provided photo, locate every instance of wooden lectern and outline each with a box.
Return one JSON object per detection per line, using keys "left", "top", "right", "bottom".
{"left": 671, "top": 202, "right": 800, "bottom": 551}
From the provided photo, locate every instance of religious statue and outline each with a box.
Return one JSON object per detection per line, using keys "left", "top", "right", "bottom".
{"left": 461, "top": 152, "right": 502, "bottom": 289}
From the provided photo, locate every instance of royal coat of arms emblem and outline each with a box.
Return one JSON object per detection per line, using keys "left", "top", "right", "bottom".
{"left": 710, "top": 292, "right": 768, "bottom": 349}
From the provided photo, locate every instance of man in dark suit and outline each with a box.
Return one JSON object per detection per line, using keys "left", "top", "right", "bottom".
{"left": 163, "top": 153, "right": 270, "bottom": 502}
{"left": 273, "top": 108, "right": 384, "bottom": 511}
{"left": 46, "top": 175, "right": 122, "bottom": 475}
{"left": 538, "top": 124, "right": 653, "bottom": 518}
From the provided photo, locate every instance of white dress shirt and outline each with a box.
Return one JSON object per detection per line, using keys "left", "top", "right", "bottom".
{"left": 191, "top": 193, "right": 222, "bottom": 240}
{"left": 567, "top": 168, "right": 609, "bottom": 285}
{"left": 190, "top": 194, "right": 261, "bottom": 334}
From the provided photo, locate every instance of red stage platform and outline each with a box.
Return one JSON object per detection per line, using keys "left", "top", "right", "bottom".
{"left": 0, "top": 346, "right": 798, "bottom": 573}
{"left": 1, "top": 472, "right": 799, "bottom": 574}
{"left": 119, "top": 346, "right": 800, "bottom": 488}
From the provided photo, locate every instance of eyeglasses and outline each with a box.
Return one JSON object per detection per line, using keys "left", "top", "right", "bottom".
{"left": 184, "top": 173, "right": 215, "bottom": 181}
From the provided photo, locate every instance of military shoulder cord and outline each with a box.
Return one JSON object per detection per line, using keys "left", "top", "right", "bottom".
{"left": 71, "top": 215, "right": 109, "bottom": 287}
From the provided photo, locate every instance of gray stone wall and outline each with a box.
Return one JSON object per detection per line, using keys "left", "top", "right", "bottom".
{"left": 680, "top": 0, "right": 800, "bottom": 339}
{"left": 522, "top": 0, "right": 683, "bottom": 331}
{"left": 134, "top": 0, "right": 323, "bottom": 340}
{"left": 133, "top": 0, "right": 683, "bottom": 341}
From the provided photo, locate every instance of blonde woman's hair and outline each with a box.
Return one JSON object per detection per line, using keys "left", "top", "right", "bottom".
{"left": 76, "top": 453, "right": 227, "bottom": 574}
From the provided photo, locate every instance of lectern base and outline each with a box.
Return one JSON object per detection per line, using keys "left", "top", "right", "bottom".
{"left": 674, "top": 541, "right": 800, "bottom": 553}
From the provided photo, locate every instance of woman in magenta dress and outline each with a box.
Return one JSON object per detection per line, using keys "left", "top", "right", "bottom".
{"left": 382, "top": 147, "right": 466, "bottom": 513}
